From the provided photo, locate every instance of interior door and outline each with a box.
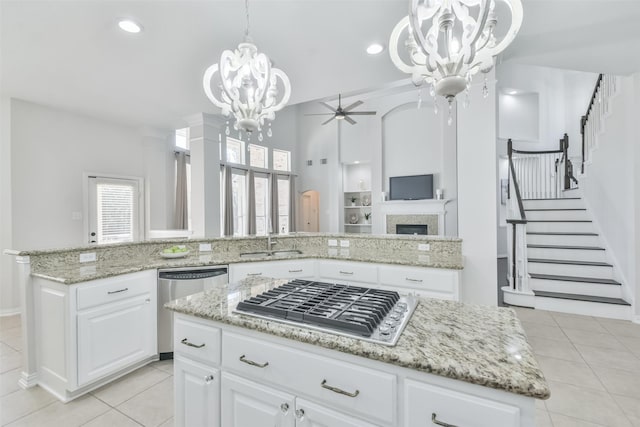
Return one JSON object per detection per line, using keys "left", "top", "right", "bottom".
{"left": 221, "top": 372, "right": 295, "bottom": 427}
{"left": 88, "top": 176, "right": 142, "bottom": 244}
{"left": 301, "top": 190, "right": 319, "bottom": 232}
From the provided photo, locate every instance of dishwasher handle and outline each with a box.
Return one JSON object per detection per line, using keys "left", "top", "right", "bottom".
{"left": 158, "top": 268, "right": 228, "bottom": 281}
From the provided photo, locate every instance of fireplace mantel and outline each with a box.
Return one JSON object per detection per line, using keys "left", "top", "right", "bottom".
{"left": 380, "top": 199, "right": 450, "bottom": 236}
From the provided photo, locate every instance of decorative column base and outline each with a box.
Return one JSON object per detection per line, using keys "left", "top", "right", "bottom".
{"left": 502, "top": 286, "right": 535, "bottom": 308}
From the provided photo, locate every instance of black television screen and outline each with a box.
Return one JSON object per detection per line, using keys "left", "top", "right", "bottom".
{"left": 389, "top": 175, "right": 434, "bottom": 200}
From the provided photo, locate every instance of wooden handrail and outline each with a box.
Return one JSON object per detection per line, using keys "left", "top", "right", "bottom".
{"left": 507, "top": 138, "right": 528, "bottom": 291}
{"left": 507, "top": 139, "right": 527, "bottom": 222}
{"left": 581, "top": 74, "right": 604, "bottom": 174}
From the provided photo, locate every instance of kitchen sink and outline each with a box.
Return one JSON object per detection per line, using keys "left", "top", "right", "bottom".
{"left": 239, "top": 249, "right": 302, "bottom": 259}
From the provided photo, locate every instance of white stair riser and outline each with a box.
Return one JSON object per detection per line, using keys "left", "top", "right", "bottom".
{"left": 562, "top": 188, "right": 581, "bottom": 197}
{"left": 534, "top": 297, "right": 630, "bottom": 320}
{"left": 526, "top": 234, "right": 600, "bottom": 246}
{"left": 527, "top": 222, "right": 594, "bottom": 233}
{"left": 523, "top": 199, "right": 585, "bottom": 210}
{"left": 530, "top": 279, "right": 622, "bottom": 299}
{"left": 528, "top": 262, "right": 613, "bottom": 279}
{"left": 525, "top": 210, "right": 589, "bottom": 221}
{"left": 527, "top": 247, "right": 606, "bottom": 263}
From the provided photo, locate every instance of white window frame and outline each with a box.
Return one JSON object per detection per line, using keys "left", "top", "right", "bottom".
{"left": 83, "top": 173, "right": 145, "bottom": 245}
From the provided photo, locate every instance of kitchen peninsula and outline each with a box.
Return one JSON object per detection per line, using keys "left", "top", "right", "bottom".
{"left": 5, "top": 232, "right": 548, "bottom": 426}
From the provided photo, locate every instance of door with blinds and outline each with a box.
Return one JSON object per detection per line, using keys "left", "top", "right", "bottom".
{"left": 88, "top": 176, "right": 142, "bottom": 244}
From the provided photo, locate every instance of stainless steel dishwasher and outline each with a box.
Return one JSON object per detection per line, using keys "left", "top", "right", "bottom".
{"left": 157, "top": 265, "right": 228, "bottom": 359}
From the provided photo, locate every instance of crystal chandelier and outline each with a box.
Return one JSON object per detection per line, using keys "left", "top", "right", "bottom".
{"left": 389, "top": 0, "right": 523, "bottom": 123}
{"left": 203, "top": 0, "right": 291, "bottom": 141}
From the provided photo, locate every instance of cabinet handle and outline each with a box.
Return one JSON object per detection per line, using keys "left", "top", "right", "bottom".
{"left": 204, "top": 374, "right": 214, "bottom": 384}
{"left": 288, "top": 269, "right": 303, "bottom": 273}
{"left": 247, "top": 273, "right": 262, "bottom": 276}
{"left": 181, "top": 338, "right": 205, "bottom": 348}
{"left": 280, "top": 403, "right": 289, "bottom": 414}
{"left": 107, "top": 287, "right": 128, "bottom": 295}
{"left": 339, "top": 271, "right": 354, "bottom": 275}
{"left": 239, "top": 354, "right": 269, "bottom": 368}
{"left": 431, "top": 413, "right": 458, "bottom": 427}
{"left": 320, "top": 379, "right": 360, "bottom": 397}
{"left": 405, "top": 277, "right": 423, "bottom": 283}
{"left": 295, "top": 409, "right": 305, "bottom": 420}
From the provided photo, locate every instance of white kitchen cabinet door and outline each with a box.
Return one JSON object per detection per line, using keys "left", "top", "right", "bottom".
{"left": 77, "top": 293, "right": 155, "bottom": 385}
{"left": 296, "top": 398, "right": 380, "bottom": 427}
{"left": 221, "top": 372, "right": 295, "bottom": 427}
{"left": 229, "top": 260, "right": 315, "bottom": 283}
{"left": 174, "top": 356, "right": 219, "bottom": 427}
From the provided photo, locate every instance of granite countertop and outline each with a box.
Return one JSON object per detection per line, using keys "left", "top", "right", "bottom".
{"left": 29, "top": 248, "right": 463, "bottom": 285}
{"left": 165, "top": 278, "right": 550, "bottom": 399}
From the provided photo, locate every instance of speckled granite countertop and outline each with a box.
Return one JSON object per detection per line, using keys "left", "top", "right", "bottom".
{"left": 29, "top": 248, "right": 463, "bottom": 285}
{"left": 166, "top": 278, "right": 549, "bottom": 399}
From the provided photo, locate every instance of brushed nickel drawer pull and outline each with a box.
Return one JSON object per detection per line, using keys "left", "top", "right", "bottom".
{"left": 321, "top": 379, "right": 360, "bottom": 397}
{"left": 181, "top": 338, "right": 205, "bottom": 348}
{"left": 239, "top": 354, "right": 269, "bottom": 368}
{"left": 107, "top": 287, "right": 129, "bottom": 295}
{"left": 405, "top": 277, "right": 423, "bottom": 283}
{"left": 289, "top": 269, "right": 303, "bottom": 273}
{"left": 339, "top": 271, "right": 354, "bottom": 275}
{"left": 432, "top": 413, "right": 458, "bottom": 427}
{"left": 247, "top": 273, "right": 262, "bottom": 276}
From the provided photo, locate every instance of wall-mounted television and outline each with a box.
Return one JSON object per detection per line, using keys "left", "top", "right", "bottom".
{"left": 389, "top": 174, "right": 434, "bottom": 200}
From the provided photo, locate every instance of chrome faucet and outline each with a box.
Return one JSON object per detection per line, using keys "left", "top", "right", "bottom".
{"left": 267, "top": 233, "right": 278, "bottom": 251}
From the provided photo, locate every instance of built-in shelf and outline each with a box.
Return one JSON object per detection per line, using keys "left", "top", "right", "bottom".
{"left": 345, "top": 206, "right": 371, "bottom": 209}
{"left": 345, "top": 224, "right": 371, "bottom": 227}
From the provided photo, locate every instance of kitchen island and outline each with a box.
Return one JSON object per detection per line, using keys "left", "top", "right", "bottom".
{"left": 166, "top": 277, "right": 549, "bottom": 427}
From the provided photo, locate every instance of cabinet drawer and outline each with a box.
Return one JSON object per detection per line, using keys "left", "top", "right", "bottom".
{"left": 230, "top": 260, "right": 315, "bottom": 283}
{"left": 379, "top": 265, "right": 458, "bottom": 298}
{"left": 405, "top": 380, "right": 520, "bottom": 427}
{"left": 174, "top": 316, "right": 221, "bottom": 365}
{"left": 318, "top": 260, "right": 378, "bottom": 284}
{"left": 222, "top": 332, "right": 395, "bottom": 424}
{"left": 77, "top": 270, "right": 154, "bottom": 311}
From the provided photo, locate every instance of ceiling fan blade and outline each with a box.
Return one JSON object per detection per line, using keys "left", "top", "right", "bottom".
{"left": 346, "top": 111, "right": 377, "bottom": 115}
{"left": 344, "top": 116, "right": 357, "bottom": 125}
{"left": 342, "top": 100, "right": 363, "bottom": 112}
{"left": 319, "top": 102, "right": 337, "bottom": 112}
{"left": 304, "top": 113, "right": 336, "bottom": 116}
{"left": 321, "top": 116, "right": 336, "bottom": 125}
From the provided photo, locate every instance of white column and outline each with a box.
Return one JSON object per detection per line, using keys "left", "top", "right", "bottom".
{"left": 14, "top": 255, "right": 38, "bottom": 388}
{"left": 457, "top": 70, "right": 498, "bottom": 306}
{"left": 188, "top": 113, "right": 225, "bottom": 238}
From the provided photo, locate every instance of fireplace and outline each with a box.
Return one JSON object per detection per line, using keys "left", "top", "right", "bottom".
{"left": 396, "top": 224, "right": 428, "bottom": 235}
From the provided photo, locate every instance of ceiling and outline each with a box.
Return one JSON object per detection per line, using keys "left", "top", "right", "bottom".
{"left": 2, "top": 0, "right": 640, "bottom": 130}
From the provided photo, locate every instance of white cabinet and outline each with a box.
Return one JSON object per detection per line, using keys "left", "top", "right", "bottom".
{"left": 316, "top": 260, "right": 378, "bottom": 285}
{"left": 174, "top": 355, "right": 219, "bottom": 427}
{"left": 229, "top": 259, "right": 316, "bottom": 283}
{"left": 296, "top": 398, "right": 380, "bottom": 427}
{"left": 222, "top": 372, "right": 295, "bottom": 427}
{"left": 378, "top": 264, "right": 460, "bottom": 300}
{"left": 77, "top": 293, "right": 154, "bottom": 385}
{"left": 405, "top": 379, "right": 521, "bottom": 427}
{"left": 33, "top": 269, "right": 157, "bottom": 402}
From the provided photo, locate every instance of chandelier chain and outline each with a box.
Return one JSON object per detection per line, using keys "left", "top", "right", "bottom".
{"left": 244, "top": 0, "right": 250, "bottom": 39}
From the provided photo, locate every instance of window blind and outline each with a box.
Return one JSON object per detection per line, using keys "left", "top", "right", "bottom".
{"left": 96, "top": 182, "right": 136, "bottom": 243}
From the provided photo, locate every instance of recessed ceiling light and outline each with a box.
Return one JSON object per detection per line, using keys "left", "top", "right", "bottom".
{"left": 354, "top": 161, "right": 360, "bottom": 164}
{"left": 366, "top": 43, "right": 385, "bottom": 55}
{"left": 507, "top": 90, "right": 518, "bottom": 95}
{"left": 118, "top": 19, "right": 142, "bottom": 34}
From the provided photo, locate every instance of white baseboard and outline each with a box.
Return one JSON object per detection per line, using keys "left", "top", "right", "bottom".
{"left": 497, "top": 254, "right": 507, "bottom": 259}
{"left": 0, "top": 308, "right": 21, "bottom": 317}
{"left": 633, "top": 314, "right": 640, "bottom": 325}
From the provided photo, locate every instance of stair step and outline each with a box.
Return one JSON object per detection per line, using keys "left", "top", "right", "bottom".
{"left": 529, "top": 274, "right": 622, "bottom": 299}
{"left": 526, "top": 232, "right": 600, "bottom": 246}
{"left": 522, "top": 198, "right": 581, "bottom": 201}
{"left": 528, "top": 258, "right": 611, "bottom": 266}
{"left": 529, "top": 273, "right": 621, "bottom": 286}
{"left": 527, "top": 232, "right": 598, "bottom": 236}
{"left": 533, "top": 290, "right": 630, "bottom": 306}
{"left": 525, "top": 209, "right": 589, "bottom": 221}
{"left": 527, "top": 220, "right": 592, "bottom": 222}
{"left": 524, "top": 208, "right": 586, "bottom": 211}
{"left": 523, "top": 198, "right": 586, "bottom": 210}
{"left": 528, "top": 244, "right": 605, "bottom": 250}
{"left": 527, "top": 220, "right": 594, "bottom": 233}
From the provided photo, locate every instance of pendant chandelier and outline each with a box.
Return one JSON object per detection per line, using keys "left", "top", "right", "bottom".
{"left": 389, "top": 0, "right": 523, "bottom": 123}
{"left": 203, "top": 0, "right": 291, "bottom": 140}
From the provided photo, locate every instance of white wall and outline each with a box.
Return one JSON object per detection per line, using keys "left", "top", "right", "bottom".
{"left": 634, "top": 73, "right": 640, "bottom": 320}
{"left": 498, "top": 93, "right": 539, "bottom": 142}
{"left": 10, "top": 99, "right": 172, "bottom": 250}
{"left": 579, "top": 76, "right": 636, "bottom": 307}
{"left": 458, "top": 72, "right": 498, "bottom": 306}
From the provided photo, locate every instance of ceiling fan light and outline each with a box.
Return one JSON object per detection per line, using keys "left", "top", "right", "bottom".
{"left": 366, "top": 43, "right": 385, "bottom": 55}
{"left": 118, "top": 19, "right": 142, "bottom": 33}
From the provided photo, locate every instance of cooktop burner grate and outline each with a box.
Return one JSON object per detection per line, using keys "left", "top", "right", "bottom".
{"left": 235, "top": 279, "right": 416, "bottom": 345}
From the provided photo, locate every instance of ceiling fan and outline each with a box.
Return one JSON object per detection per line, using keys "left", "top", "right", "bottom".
{"left": 306, "top": 94, "right": 376, "bottom": 125}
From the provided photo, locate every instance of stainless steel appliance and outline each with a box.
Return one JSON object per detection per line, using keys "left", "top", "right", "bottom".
{"left": 158, "top": 265, "right": 228, "bottom": 359}
{"left": 235, "top": 279, "right": 417, "bottom": 346}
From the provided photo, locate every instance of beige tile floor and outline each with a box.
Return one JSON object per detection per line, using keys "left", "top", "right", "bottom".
{"left": 1, "top": 309, "right": 640, "bottom": 426}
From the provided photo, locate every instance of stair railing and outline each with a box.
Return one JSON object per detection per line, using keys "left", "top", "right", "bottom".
{"left": 506, "top": 139, "right": 529, "bottom": 293}
{"left": 581, "top": 74, "right": 617, "bottom": 174}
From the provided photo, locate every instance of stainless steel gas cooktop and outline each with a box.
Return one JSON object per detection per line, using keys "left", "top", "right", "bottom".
{"left": 234, "top": 279, "right": 417, "bottom": 346}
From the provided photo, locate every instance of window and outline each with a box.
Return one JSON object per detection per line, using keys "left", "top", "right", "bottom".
{"left": 254, "top": 174, "right": 269, "bottom": 235}
{"left": 175, "top": 128, "right": 189, "bottom": 150}
{"left": 249, "top": 144, "right": 267, "bottom": 169}
{"left": 278, "top": 176, "right": 290, "bottom": 233}
{"left": 88, "top": 176, "right": 142, "bottom": 244}
{"left": 226, "top": 138, "right": 245, "bottom": 164}
{"left": 231, "top": 171, "right": 247, "bottom": 236}
{"left": 273, "top": 149, "right": 291, "bottom": 172}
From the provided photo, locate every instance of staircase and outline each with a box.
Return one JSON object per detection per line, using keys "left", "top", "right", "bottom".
{"left": 522, "top": 191, "right": 631, "bottom": 319}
